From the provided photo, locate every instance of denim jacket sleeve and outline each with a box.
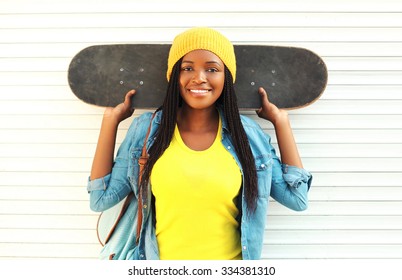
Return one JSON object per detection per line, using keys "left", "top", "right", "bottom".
{"left": 86, "top": 115, "right": 143, "bottom": 212}
{"left": 269, "top": 139, "right": 312, "bottom": 211}
{"left": 239, "top": 114, "right": 311, "bottom": 212}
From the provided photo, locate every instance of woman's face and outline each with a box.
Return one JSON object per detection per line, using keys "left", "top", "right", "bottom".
{"left": 179, "top": 49, "right": 225, "bottom": 110}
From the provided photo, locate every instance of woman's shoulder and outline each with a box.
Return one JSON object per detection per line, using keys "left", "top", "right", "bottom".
{"left": 134, "top": 111, "right": 155, "bottom": 123}
{"left": 239, "top": 114, "right": 263, "bottom": 131}
{"left": 130, "top": 110, "right": 160, "bottom": 127}
{"left": 239, "top": 114, "right": 272, "bottom": 145}
{"left": 126, "top": 110, "right": 160, "bottom": 138}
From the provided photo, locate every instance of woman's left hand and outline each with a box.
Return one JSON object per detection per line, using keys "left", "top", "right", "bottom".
{"left": 256, "top": 88, "right": 303, "bottom": 168}
{"left": 256, "top": 87, "right": 288, "bottom": 126}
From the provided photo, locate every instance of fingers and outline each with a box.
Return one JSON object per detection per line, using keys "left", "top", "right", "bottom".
{"left": 124, "top": 89, "right": 136, "bottom": 103}
{"left": 256, "top": 87, "right": 268, "bottom": 114}
{"left": 123, "top": 89, "right": 136, "bottom": 111}
{"left": 258, "top": 87, "right": 270, "bottom": 103}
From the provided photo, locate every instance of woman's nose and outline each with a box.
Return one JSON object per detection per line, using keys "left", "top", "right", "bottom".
{"left": 191, "top": 70, "right": 207, "bottom": 84}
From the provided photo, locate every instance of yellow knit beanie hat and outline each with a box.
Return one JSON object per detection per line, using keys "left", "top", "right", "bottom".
{"left": 166, "top": 27, "right": 236, "bottom": 83}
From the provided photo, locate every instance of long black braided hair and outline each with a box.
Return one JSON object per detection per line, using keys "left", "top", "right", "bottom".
{"left": 140, "top": 59, "right": 258, "bottom": 214}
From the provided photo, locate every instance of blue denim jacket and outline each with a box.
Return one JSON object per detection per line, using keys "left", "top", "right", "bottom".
{"left": 87, "top": 109, "right": 312, "bottom": 260}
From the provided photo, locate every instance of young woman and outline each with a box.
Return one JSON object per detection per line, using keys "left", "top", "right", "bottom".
{"left": 87, "top": 27, "right": 312, "bottom": 260}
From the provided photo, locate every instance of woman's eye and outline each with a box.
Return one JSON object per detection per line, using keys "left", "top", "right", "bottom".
{"left": 182, "top": 66, "right": 192, "bottom": 71}
{"left": 207, "top": 68, "right": 218, "bottom": 72}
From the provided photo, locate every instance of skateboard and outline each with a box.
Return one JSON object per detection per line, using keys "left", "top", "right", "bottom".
{"left": 68, "top": 44, "right": 327, "bottom": 110}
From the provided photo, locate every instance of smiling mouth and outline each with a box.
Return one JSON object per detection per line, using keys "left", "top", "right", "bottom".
{"left": 189, "top": 89, "right": 211, "bottom": 94}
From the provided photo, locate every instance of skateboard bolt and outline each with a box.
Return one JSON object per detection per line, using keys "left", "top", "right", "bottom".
{"left": 250, "top": 82, "right": 255, "bottom": 86}
{"left": 120, "top": 68, "right": 124, "bottom": 72}
{"left": 120, "top": 81, "right": 124, "bottom": 85}
{"left": 272, "top": 82, "right": 276, "bottom": 86}
{"left": 271, "top": 70, "right": 276, "bottom": 74}
{"left": 140, "top": 81, "right": 144, "bottom": 85}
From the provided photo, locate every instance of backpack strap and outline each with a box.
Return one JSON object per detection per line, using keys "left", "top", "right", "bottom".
{"left": 98, "top": 112, "right": 156, "bottom": 247}
{"left": 99, "top": 191, "right": 134, "bottom": 246}
{"left": 136, "top": 112, "right": 156, "bottom": 245}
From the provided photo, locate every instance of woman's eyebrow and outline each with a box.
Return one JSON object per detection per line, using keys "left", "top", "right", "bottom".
{"left": 206, "top": 61, "right": 222, "bottom": 66}
{"left": 181, "top": 60, "right": 222, "bottom": 65}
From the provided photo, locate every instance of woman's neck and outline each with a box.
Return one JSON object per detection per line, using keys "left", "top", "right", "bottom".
{"left": 177, "top": 106, "right": 219, "bottom": 133}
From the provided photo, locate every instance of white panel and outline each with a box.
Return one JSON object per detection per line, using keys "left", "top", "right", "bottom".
{"left": 0, "top": 186, "right": 87, "bottom": 200}
{"left": 0, "top": 99, "right": 123, "bottom": 115}
{"left": 0, "top": 243, "right": 101, "bottom": 259}
{"left": 4, "top": 0, "right": 402, "bottom": 14}
{"left": 0, "top": 215, "right": 97, "bottom": 229}
{"left": 2, "top": 71, "right": 402, "bottom": 87}
{"left": 2, "top": 12, "right": 402, "bottom": 29}
{"left": 295, "top": 42, "right": 402, "bottom": 57}
{"left": 269, "top": 129, "right": 402, "bottom": 144}
{"left": 1, "top": 171, "right": 88, "bottom": 187}
{"left": 2, "top": 100, "right": 402, "bottom": 116}
{"left": 2, "top": 157, "right": 402, "bottom": 173}
{"left": 294, "top": 100, "right": 402, "bottom": 115}
{"left": 328, "top": 71, "right": 402, "bottom": 85}
{"left": 0, "top": 158, "right": 92, "bottom": 172}
{"left": 3, "top": 114, "right": 402, "bottom": 130}
{"left": 4, "top": 56, "right": 399, "bottom": 72}
{"left": 316, "top": 85, "right": 402, "bottom": 100}
{"left": 2, "top": 127, "right": 402, "bottom": 145}
{"left": 308, "top": 186, "right": 402, "bottom": 201}
{"left": 0, "top": 143, "right": 97, "bottom": 157}
{"left": 0, "top": 115, "right": 103, "bottom": 129}
{"left": 2, "top": 172, "right": 402, "bottom": 190}
{"left": 269, "top": 201, "right": 402, "bottom": 215}
{"left": 0, "top": 72, "right": 70, "bottom": 86}
{"left": 2, "top": 142, "right": 399, "bottom": 159}
{"left": 2, "top": 28, "right": 402, "bottom": 43}
{"left": 266, "top": 115, "right": 402, "bottom": 129}
{"left": 2, "top": 128, "right": 402, "bottom": 145}
{"left": 262, "top": 245, "right": 402, "bottom": 259}
{"left": 304, "top": 158, "right": 402, "bottom": 172}
{"left": 325, "top": 57, "right": 402, "bottom": 71}
{"left": 297, "top": 143, "right": 402, "bottom": 157}
{"left": 0, "top": 129, "right": 127, "bottom": 144}
{"left": 2, "top": 42, "right": 402, "bottom": 58}
{"left": 0, "top": 43, "right": 95, "bottom": 58}
{"left": 0, "top": 86, "right": 76, "bottom": 101}
{"left": 0, "top": 201, "right": 92, "bottom": 215}
{"left": 312, "top": 173, "right": 402, "bottom": 187}
{"left": 265, "top": 230, "right": 402, "bottom": 244}
{"left": 0, "top": 58, "right": 71, "bottom": 71}
{"left": 267, "top": 215, "right": 402, "bottom": 230}
{"left": 2, "top": 84, "right": 402, "bottom": 103}
{"left": 0, "top": 229, "right": 96, "bottom": 243}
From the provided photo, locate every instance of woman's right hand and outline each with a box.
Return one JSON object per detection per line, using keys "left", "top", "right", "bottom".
{"left": 103, "top": 90, "right": 137, "bottom": 123}
{"left": 90, "top": 90, "right": 137, "bottom": 180}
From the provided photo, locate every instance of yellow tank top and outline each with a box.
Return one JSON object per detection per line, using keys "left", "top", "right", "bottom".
{"left": 150, "top": 118, "right": 242, "bottom": 260}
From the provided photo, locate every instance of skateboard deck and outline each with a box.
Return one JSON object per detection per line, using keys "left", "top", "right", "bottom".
{"left": 68, "top": 44, "right": 327, "bottom": 110}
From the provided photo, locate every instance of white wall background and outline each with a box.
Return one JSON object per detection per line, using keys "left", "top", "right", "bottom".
{"left": 1, "top": 0, "right": 402, "bottom": 259}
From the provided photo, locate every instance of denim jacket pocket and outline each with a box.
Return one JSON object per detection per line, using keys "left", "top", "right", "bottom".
{"left": 254, "top": 154, "right": 272, "bottom": 198}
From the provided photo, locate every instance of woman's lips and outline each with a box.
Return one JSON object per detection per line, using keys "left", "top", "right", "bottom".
{"left": 188, "top": 89, "right": 211, "bottom": 96}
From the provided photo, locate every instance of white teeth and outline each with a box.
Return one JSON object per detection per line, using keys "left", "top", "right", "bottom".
{"left": 190, "top": 89, "right": 209, "bottom": 93}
